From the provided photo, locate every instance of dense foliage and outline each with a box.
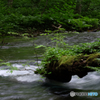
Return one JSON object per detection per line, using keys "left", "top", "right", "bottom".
{"left": 0, "top": 0, "right": 100, "bottom": 39}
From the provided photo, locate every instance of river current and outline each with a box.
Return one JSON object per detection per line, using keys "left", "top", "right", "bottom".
{"left": 0, "top": 31, "right": 100, "bottom": 100}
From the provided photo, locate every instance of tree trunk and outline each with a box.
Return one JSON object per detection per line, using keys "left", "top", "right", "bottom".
{"left": 8, "top": 0, "right": 13, "bottom": 8}
{"left": 76, "top": 0, "right": 82, "bottom": 14}
{"left": 41, "top": 0, "right": 48, "bottom": 16}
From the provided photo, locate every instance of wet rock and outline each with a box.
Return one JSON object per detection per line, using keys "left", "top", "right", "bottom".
{"left": 35, "top": 53, "right": 100, "bottom": 82}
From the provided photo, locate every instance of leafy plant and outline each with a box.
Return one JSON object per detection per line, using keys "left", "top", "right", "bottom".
{"left": 67, "top": 18, "right": 98, "bottom": 31}
{"left": 0, "top": 59, "right": 18, "bottom": 73}
{"left": 35, "top": 31, "right": 100, "bottom": 76}
{"left": 72, "top": 39, "right": 100, "bottom": 54}
{"left": 35, "top": 29, "right": 70, "bottom": 75}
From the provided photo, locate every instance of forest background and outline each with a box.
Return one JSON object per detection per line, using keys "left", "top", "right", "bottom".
{"left": 0, "top": 0, "right": 100, "bottom": 39}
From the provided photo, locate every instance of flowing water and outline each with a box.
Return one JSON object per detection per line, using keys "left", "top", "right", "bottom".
{"left": 0, "top": 31, "right": 100, "bottom": 100}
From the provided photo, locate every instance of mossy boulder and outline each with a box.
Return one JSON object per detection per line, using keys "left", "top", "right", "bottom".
{"left": 35, "top": 53, "right": 100, "bottom": 82}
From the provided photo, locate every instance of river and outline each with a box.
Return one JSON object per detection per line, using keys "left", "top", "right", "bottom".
{"left": 0, "top": 31, "right": 100, "bottom": 100}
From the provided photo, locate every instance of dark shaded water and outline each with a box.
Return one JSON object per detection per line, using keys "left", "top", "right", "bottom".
{"left": 0, "top": 31, "right": 100, "bottom": 100}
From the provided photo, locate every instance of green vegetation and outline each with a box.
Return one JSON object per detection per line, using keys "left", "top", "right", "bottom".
{"left": 0, "top": 0, "right": 100, "bottom": 78}
{"left": 0, "top": 59, "right": 18, "bottom": 73}
{"left": 35, "top": 36, "right": 100, "bottom": 74}
{"left": 0, "top": 0, "right": 100, "bottom": 41}
{"left": 35, "top": 29, "right": 100, "bottom": 82}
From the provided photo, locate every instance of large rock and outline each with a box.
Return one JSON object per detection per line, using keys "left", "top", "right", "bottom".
{"left": 35, "top": 53, "right": 100, "bottom": 82}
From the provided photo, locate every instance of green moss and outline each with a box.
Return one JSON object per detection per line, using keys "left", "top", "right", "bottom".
{"left": 86, "top": 53, "right": 100, "bottom": 66}
{"left": 87, "top": 53, "right": 100, "bottom": 61}
{"left": 58, "top": 56, "right": 76, "bottom": 67}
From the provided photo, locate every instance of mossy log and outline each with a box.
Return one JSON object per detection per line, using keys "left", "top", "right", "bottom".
{"left": 35, "top": 53, "right": 100, "bottom": 82}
